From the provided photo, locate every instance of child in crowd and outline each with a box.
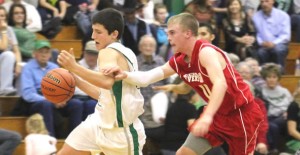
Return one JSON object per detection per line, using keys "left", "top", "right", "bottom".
{"left": 25, "top": 113, "right": 57, "bottom": 155}
{"left": 260, "top": 63, "right": 293, "bottom": 153}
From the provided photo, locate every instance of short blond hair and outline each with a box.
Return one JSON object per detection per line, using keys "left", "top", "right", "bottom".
{"left": 26, "top": 113, "right": 49, "bottom": 135}
{"left": 167, "top": 13, "right": 199, "bottom": 36}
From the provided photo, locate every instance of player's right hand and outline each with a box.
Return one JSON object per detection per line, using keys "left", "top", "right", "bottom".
{"left": 102, "top": 66, "right": 127, "bottom": 81}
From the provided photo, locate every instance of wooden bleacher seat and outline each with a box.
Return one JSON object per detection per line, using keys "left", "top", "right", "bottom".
{"left": 35, "top": 25, "right": 83, "bottom": 59}
{"left": 0, "top": 117, "right": 27, "bottom": 138}
{"left": 279, "top": 75, "right": 300, "bottom": 93}
{"left": 285, "top": 43, "right": 300, "bottom": 75}
{"left": 50, "top": 40, "right": 83, "bottom": 59}
{"left": 36, "top": 25, "right": 82, "bottom": 40}
{"left": 0, "top": 96, "right": 20, "bottom": 116}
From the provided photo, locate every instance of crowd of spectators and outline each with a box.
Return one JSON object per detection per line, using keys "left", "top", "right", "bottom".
{"left": 1, "top": 0, "right": 300, "bottom": 154}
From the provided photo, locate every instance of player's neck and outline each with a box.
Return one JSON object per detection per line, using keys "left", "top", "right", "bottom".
{"left": 185, "top": 38, "right": 197, "bottom": 57}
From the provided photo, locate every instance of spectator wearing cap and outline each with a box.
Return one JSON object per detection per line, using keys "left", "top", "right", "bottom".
{"left": 73, "top": 40, "right": 98, "bottom": 120}
{"left": 121, "top": 0, "right": 153, "bottom": 56}
{"left": 20, "top": 40, "right": 84, "bottom": 138}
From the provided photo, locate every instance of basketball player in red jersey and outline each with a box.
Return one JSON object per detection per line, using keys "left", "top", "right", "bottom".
{"left": 103, "top": 13, "right": 264, "bottom": 155}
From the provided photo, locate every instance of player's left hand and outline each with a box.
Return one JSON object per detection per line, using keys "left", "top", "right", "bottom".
{"left": 191, "top": 114, "right": 213, "bottom": 137}
{"left": 58, "top": 48, "right": 77, "bottom": 71}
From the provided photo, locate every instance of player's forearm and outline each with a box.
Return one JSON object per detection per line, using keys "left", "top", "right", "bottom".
{"left": 173, "top": 82, "right": 192, "bottom": 94}
{"left": 203, "top": 80, "right": 227, "bottom": 117}
{"left": 125, "top": 67, "right": 164, "bottom": 87}
{"left": 76, "top": 77, "right": 100, "bottom": 100}
{"left": 72, "top": 64, "right": 114, "bottom": 90}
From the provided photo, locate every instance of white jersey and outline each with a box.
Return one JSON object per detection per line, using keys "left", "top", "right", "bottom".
{"left": 94, "top": 42, "right": 144, "bottom": 129}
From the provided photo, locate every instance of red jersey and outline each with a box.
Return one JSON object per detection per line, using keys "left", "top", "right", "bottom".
{"left": 169, "top": 40, "right": 254, "bottom": 115}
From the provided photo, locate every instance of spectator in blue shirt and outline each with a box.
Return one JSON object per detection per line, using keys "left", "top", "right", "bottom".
{"left": 20, "top": 40, "right": 83, "bottom": 137}
{"left": 252, "top": 0, "right": 291, "bottom": 72}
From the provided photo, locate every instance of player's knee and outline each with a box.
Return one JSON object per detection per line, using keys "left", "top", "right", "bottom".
{"left": 176, "top": 147, "right": 186, "bottom": 155}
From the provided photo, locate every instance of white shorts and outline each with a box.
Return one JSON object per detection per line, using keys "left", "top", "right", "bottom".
{"left": 65, "top": 114, "right": 146, "bottom": 155}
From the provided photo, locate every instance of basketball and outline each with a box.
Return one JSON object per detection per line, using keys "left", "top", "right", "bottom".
{"left": 41, "top": 68, "right": 75, "bottom": 104}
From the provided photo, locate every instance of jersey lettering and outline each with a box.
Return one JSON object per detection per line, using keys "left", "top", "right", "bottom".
{"left": 183, "top": 73, "right": 203, "bottom": 82}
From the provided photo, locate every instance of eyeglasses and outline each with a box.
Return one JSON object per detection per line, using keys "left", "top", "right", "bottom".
{"left": 13, "top": 11, "right": 24, "bottom": 15}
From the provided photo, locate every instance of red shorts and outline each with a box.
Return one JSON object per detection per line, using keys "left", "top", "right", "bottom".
{"left": 204, "top": 101, "right": 264, "bottom": 155}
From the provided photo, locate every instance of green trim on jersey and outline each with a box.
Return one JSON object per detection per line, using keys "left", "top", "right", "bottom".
{"left": 130, "top": 124, "right": 139, "bottom": 155}
{"left": 112, "top": 81, "right": 124, "bottom": 127}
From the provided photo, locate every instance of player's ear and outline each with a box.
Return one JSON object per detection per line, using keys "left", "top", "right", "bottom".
{"left": 185, "top": 29, "right": 193, "bottom": 38}
{"left": 111, "top": 30, "right": 119, "bottom": 40}
{"left": 210, "top": 34, "right": 215, "bottom": 42}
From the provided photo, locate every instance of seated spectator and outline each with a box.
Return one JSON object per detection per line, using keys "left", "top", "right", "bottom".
{"left": 222, "top": 0, "right": 256, "bottom": 60}
{"left": 284, "top": 85, "right": 300, "bottom": 154}
{"left": 64, "top": 0, "right": 93, "bottom": 25}
{"left": 8, "top": 4, "right": 59, "bottom": 62}
{"left": 37, "top": 0, "right": 66, "bottom": 39}
{"left": 74, "top": 0, "right": 99, "bottom": 46}
{"left": 20, "top": 40, "right": 84, "bottom": 137}
{"left": 0, "top": 128, "right": 22, "bottom": 155}
{"left": 3, "top": 0, "right": 42, "bottom": 32}
{"left": 8, "top": 4, "right": 35, "bottom": 61}
{"left": 0, "top": 5, "right": 22, "bottom": 96}
{"left": 252, "top": 0, "right": 291, "bottom": 72}
{"left": 260, "top": 63, "right": 293, "bottom": 153}
{"left": 25, "top": 113, "right": 57, "bottom": 155}
{"left": 137, "top": 35, "right": 168, "bottom": 155}
{"left": 150, "top": 3, "right": 169, "bottom": 57}
{"left": 73, "top": 40, "right": 98, "bottom": 120}
{"left": 160, "top": 88, "right": 197, "bottom": 155}
{"left": 244, "top": 57, "right": 266, "bottom": 96}
{"left": 122, "top": 0, "right": 153, "bottom": 55}
{"left": 290, "top": 0, "right": 300, "bottom": 43}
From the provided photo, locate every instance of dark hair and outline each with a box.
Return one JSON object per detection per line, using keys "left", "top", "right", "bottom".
{"left": 92, "top": 8, "right": 124, "bottom": 40}
{"left": 0, "top": 6, "right": 8, "bottom": 22}
{"left": 199, "top": 22, "right": 215, "bottom": 34}
{"left": 8, "top": 4, "right": 27, "bottom": 28}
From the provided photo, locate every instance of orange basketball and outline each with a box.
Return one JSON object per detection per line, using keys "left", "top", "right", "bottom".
{"left": 41, "top": 68, "right": 75, "bottom": 104}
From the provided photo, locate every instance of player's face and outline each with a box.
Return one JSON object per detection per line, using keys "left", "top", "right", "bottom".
{"left": 197, "top": 27, "right": 214, "bottom": 42}
{"left": 91, "top": 23, "right": 115, "bottom": 50}
{"left": 265, "top": 73, "right": 279, "bottom": 89}
{"left": 167, "top": 23, "right": 188, "bottom": 53}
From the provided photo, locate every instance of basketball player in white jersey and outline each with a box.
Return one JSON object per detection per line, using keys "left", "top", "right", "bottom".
{"left": 57, "top": 8, "right": 146, "bottom": 155}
